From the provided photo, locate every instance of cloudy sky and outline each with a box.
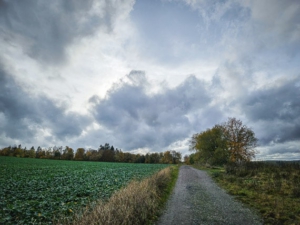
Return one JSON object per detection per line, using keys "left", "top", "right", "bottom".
{"left": 1, "top": 0, "right": 299, "bottom": 160}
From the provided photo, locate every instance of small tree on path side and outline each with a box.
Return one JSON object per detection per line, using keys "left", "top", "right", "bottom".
{"left": 190, "top": 118, "right": 258, "bottom": 165}
{"left": 222, "top": 118, "right": 257, "bottom": 163}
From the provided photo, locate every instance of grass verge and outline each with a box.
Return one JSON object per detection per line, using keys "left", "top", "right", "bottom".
{"left": 192, "top": 162, "right": 300, "bottom": 225}
{"left": 59, "top": 165, "right": 179, "bottom": 225}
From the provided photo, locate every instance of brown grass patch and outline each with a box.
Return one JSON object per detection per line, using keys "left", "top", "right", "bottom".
{"left": 206, "top": 162, "right": 300, "bottom": 224}
{"left": 60, "top": 166, "right": 176, "bottom": 225}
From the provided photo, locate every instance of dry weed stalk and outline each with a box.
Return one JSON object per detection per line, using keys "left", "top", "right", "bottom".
{"left": 65, "top": 167, "right": 171, "bottom": 225}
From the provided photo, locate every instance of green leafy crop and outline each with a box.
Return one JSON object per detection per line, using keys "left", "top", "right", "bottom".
{"left": 0, "top": 157, "right": 169, "bottom": 224}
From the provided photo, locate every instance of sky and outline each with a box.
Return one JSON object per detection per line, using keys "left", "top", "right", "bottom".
{"left": 0, "top": 0, "right": 300, "bottom": 160}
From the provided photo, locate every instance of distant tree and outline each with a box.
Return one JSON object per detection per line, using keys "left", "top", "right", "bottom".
{"left": 13, "top": 145, "right": 23, "bottom": 157}
{"left": 0, "top": 146, "right": 10, "bottom": 156}
{"left": 190, "top": 125, "right": 228, "bottom": 165}
{"left": 1, "top": 142, "right": 188, "bottom": 165}
{"left": 85, "top": 149, "right": 101, "bottom": 161}
{"left": 36, "top": 146, "right": 42, "bottom": 158}
{"left": 28, "top": 147, "right": 36, "bottom": 158}
{"left": 145, "top": 153, "right": 150, "bottom": 163}
{"left": 222, "top": 118, "right": 257, "bottom": 163}
{"left": 44, "top": 147, "right": 53, "bottom": 159}
{"left": 99, "top": 143, "right": 115, "bottom": 162}
{"left": 99, "top": 143, "right": 111, "bottom": 151}
{"left": 74, "top": 148, "right": 85, "bottom": 160}
{"left": 171, "top": 150, "right": 182, "bottom": 164}
{"left": 23, "top": 147, "right": 30, "bottom": 158}
{"left": 135, "top": 154, "right": 146, "bottom": 163}
{"left": 61, "top": 146, "right": 74, "bottom": 160}
{"left": 53, "top": 150, "right": 61, "bottom": 159}
{"left": 162, "top": 151, "right": 173, "bottom": 164}
{"left": 190, "top": 118, "right": 258, "bottom": 165}
{"left": 85, "top": 149, "right": 92, "bottom": 161}
{"left": 184, "top": 155, "right": 190, "bottom": 164}
{"left": 151, "top": 153, "right": 161, "bottom": 163}
{"left": 159, "top": 152, "right": 164, "bottom": 163}
{"left": 114, "top": 150, "right": 124, "bottom": 162}
{"left": 123, "top": 152, "right": 134, "bottom": 163}
{"left": 183, "top": 154, "right": 198, "bottom": 165}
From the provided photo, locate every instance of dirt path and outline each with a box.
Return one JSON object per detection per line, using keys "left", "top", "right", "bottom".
{"left": 156, "top": 166, "right": 262, "bottom": 225}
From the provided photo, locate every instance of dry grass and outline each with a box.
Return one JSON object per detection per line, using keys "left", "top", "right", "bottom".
{"left": 207, "top": 162, "right": 300, "bottom": 225}
{"left": 59, "top": 166, "right": 176, "bottom": 225}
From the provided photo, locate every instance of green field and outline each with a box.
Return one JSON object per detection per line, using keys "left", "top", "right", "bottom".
{"left": 0, "top": 157, "right": 169, "bottom": 224}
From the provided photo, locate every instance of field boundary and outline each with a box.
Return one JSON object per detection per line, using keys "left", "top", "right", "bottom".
{"left": 62, "top": 166, "right": 179, "bottom": 225}
{"left": 0, "top": 157, "right": 171, "bottom": 224}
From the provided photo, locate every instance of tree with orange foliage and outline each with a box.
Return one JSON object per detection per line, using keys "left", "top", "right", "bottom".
{"left": 222, "top": 118, "right": 257, "bottom": 163}
{"left": 190, "top": 118, "right": 257, "bottom": 165}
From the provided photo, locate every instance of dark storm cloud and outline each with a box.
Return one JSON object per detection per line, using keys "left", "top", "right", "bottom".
{"left": 244, "top": 79, "right": 300, "bottom": 145}
{"left": 0, "top": 68, "right": 36, "bottom": 139}
{"left": 0, "top": 0, "right": 123, "bottom": 64}
{"left": 91, "top": 71, "right": 213, "bottom": 150}
{"left": 0, "top": 67, "right": 89, "bottom": 143}
{"left": 36, "top": 98, "right": 90, "bottom": 139}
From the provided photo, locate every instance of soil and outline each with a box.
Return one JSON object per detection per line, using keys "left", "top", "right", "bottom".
{"left": 156, "top": 165, "right": 262, "bottom": 225}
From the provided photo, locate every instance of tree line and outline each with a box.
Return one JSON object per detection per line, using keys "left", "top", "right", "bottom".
{"left": 0, "top": 143, "right": 182, "bottom": 164}
{"left": 184, "top": 118, "right": 258, "bottom": 166}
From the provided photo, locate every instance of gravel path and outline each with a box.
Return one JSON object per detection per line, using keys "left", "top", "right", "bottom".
{"left": 156, "top": 165, "right": 262, "bottom": 225}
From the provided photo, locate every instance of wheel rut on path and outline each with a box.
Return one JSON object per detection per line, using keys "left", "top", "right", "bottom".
{"left": 156, "top": 166, "right": 262, "bottom": 225}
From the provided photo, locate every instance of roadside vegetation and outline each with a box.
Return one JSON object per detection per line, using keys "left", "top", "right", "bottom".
{"left": 65, "top": 166, "right": 179, "bottom": 225}
{"left": 0, "top": 157, "right": 175, "bottom": 224}
{"left": 186, "top": 117, "right": 300, "bottom": 224}
{"left": 193, "top": 162, "right": 300, "bottom": 225}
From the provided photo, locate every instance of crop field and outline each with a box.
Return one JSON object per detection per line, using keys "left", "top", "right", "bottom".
{"left": 0, "top": 157, "right": 169, "bottom": 224}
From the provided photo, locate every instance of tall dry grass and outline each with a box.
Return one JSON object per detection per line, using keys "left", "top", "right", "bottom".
{"left": 61, "top": 166, "right": 175, "bottom": 225}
